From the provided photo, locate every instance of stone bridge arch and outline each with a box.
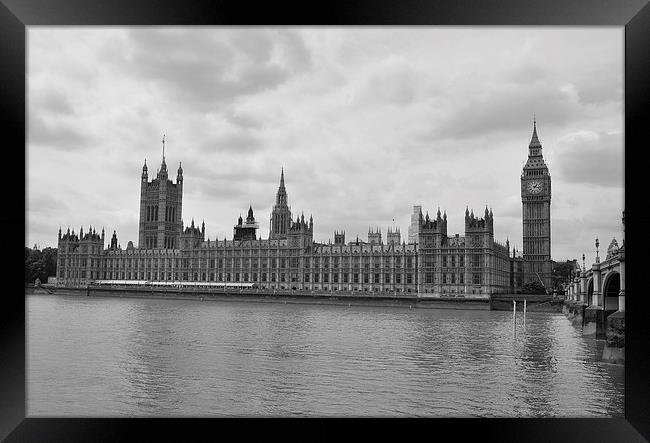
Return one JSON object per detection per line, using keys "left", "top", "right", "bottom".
{"left": 586, "top": 277, "right": 594, "bottom": 306}
{"left": 602, "top": 270, "right": 620, "bottom": 312}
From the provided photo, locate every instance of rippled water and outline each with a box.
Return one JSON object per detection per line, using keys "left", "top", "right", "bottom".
{"left": 26, "top": 294, "right": 624, "bottom": 417}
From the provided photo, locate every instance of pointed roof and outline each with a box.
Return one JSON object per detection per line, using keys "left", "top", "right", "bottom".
{"left": 529, "top": 119, "right": 542, "bottom": 149}
{"left": 160, "top": 133, "right": 167, "bottom": 172}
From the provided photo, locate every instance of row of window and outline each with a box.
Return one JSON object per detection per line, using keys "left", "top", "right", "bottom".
{"left": 64, "top": 270, "right": 418, "bottom": 285}
{"left": 62, "top": 270, "right": 489, "bottom": 287}
{"left": 86, "top": 257, "right": 418, "bottom": 269}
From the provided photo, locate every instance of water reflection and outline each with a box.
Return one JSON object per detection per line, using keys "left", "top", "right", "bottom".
{"left": 27, "top": 295, "right": 624, "bottom": 417}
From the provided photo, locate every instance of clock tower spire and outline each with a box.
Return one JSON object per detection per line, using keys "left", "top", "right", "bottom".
{"left": 521, "top": 119, "right": 552, "bottom": 290}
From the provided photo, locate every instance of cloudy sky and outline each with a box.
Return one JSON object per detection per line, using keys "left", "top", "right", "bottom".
{"left": 27, "top": 27, "right": 624, "bottom": 263}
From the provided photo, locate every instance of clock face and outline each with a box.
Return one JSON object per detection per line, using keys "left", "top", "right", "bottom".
{"left": 527, "top": 180, "right": 543, "bottom": 194}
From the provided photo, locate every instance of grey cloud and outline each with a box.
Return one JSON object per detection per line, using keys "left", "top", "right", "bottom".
{"left": 507, "top": 62, "right": 550, "bottom": 85}
{"left": 275, "top": 29, "right": 312, "bottom": 71}
{"left": 355, "top": 61, "right": 419, "bottom": 107}
{"left": 552, "top": 215, "right": 622, "bottom": 259}
{"left": 493, "top": 196, "right": 522, "bottom": 219}
{"left": 27, "top": 193, "right": 69, "bottom": 213}
{"left": 230, "top": 29, "right": 274, "bottom": 63}
{"left": 181, "top": 156, "right": 279, "bottom": 185}
{"left": 575, "top": 64, "right": 622, "bottom": 106}
{"left": 28, "top": 115, "right": 90, "bottom": 150}
{"left": 554, "top": 132, "right": 623, "bottom": 188}
{"left": 112, "top": 29, "right": 307, "bottom": 112}
{"left": 34, "top": 90, "right": 75, "bottom": 115}
{"left": 198, "top": 132, "right": 264, "bottom": 155}
{"left": 431, "top": 83, "right": 577, "bottom": 141}
{"left": 225, "top": 111, "right": 265, "bottom": 129}
{"left": 235, "top": 63, "right": 290, "bottom": 95}
{"left": 192, "top": 182, "right": 252, "bottom": 202}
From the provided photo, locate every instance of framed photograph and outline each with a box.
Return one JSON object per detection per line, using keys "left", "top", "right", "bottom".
{"left": 6, "top": 0, "right": 649, "bottom": 440}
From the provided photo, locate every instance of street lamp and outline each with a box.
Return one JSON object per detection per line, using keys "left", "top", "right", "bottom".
{"left": 582, "top": 253, "right": 586, "bottom": 271}
{"left": 595, "top": 237, "right": 600, "bottom": 263}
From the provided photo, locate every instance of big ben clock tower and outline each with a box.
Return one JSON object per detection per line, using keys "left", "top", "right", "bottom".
{"left": 521, "top": 119, "right": 552, "bottom": 290}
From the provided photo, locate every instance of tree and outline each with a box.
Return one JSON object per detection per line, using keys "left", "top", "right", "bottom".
{"left": 552, "top": 260, "right": 577, "bottom": 291}
{"left": 25, "top": 246, "right": 57, "bottom": 284}
{"left": 521, "top": 280, "right": 547, "bottom": 295}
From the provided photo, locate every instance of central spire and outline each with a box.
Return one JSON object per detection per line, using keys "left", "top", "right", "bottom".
{"left": 280, "top": 166, "right": 285, "bottom": 189}
{"left": 529, "top": 118, "right": 541, "bottom": 149}
{"left": 160, "top": 132, "right": 167, "bottom": 172}
{"left": 275, "top": 167, "right": 288, "bottom": 206}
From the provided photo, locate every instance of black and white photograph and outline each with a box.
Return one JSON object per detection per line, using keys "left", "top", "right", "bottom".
{"left": 25, "top": 26, "right": 626, "bottom": 418}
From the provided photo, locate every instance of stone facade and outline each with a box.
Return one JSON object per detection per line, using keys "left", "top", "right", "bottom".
{"left": 56, "top": 126, "right": 551, "bottom": 296}
{"left": 138, "top": 139, "right": 183, "bottom": 250}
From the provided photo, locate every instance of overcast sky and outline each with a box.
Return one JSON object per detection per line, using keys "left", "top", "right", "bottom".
{"left": 27, "top": 27, "right": 624, "bottom": 263}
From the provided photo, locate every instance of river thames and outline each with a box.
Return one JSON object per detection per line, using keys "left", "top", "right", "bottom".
{"left": 26, "top": 294, "right": 624, "bottom": 417}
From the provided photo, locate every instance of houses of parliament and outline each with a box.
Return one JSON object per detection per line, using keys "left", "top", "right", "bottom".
{"left": 55, "top": 122, "right": 553, "bottom": 296}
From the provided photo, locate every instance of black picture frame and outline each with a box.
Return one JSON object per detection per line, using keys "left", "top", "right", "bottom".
{"left": 3, "top": 0, "right": 649, "bottom": 441}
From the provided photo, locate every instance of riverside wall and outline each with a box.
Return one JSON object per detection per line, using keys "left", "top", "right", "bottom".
{"left": 29, "top": 285, "right": 492, "bottom": 310}
{"left": 562, "top": 299, "right": 624, "bottom": 365}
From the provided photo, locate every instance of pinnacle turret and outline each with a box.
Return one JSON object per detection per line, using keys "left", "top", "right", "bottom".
{"left": 246, "top": 205, "right": 255, "bottom": 223}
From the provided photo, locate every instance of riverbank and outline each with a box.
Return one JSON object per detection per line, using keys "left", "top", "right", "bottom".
{"left": 28, "top": 285, "right": 571, "bottom": 312}
{"left": 29, "top": 284, "right": 495, "bottom": 310}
